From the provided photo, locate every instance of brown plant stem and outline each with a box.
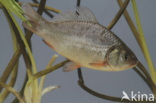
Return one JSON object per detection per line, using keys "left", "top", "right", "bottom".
{"left": 107, "top": 0, "right": 130, "bottom": 30}
{"left": 77, "top": 69, "right": 149, "bottom": 103}
{"left": 133, "top": 67, "right": 153, "bottom": 91}
{"left": 0, "top": 49, "right": 21, "bottom": 92}
{"left": 23, "top": 0, "right": 47, "bottom": 47}
{"left": 23, "top": 0, "right": 48, "bottom": 50}
{"left": 137, "top": 62, "right": 156, "bottom": 95}
{"left": 117, "top": 0, "right": 141, "bottom": 46}
{"left": 21, "top": 0, "right": 48, "bottom": 51}
{"left": 4, "top": 7, "right": 31, "bottom": 70}
{"left": 35, "top": 0, "right": 46, "bottom": 15}
{"left": 117, "top": 0, "right": 156, "bottom": 97}
{"left": 33, "top": 60, "right": 69, "bottom": 80}
{"left": 77, "top": 67, "right": 155, "bottom": 102}
{"left": 32, "top": 0, "right": 54, "bottom": 17}
{"left": 12, "top": 74, "right": 28, "bottom": 103}
{"left": 17, "top": 2, "right": 60, "bottom": 14}
{"left": 0, "top": 82, "right": 25, "bottom": 103}
{"left": 76, "top": 0, "right": 156, "bottom": 102}
{"left": 76, "top": 0, "right": 81, "bottom": 7}
{"left": 1, "top": 6, "right": 32, "bottom": 103}
{"left": 76, "top": 0, "right": 132, "bottom": 102}
{"left": 137, "top": 62, "right": 151, "bottom": 82}
{"left": 13, "top": 1, "right": 48, "bottom": 102}
{"left": 0, "top": 64, "right": 18, "bottom": 103}
{"left": 0, "top": 7, "right": 19, "bottom": 101}
{"left": 2, "top": 7, "right": 32, "bottom": 70}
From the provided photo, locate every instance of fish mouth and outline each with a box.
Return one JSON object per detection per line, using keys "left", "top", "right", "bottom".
{"left": 128, "top": 59, "right": 138, "bottom": 68}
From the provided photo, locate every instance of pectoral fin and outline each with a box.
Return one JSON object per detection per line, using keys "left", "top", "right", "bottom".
{"left": 63, "top": 62, "right": 80, "bottom": 72}
{"left": 89, "top": 61, "right": 108, "bottom": 67}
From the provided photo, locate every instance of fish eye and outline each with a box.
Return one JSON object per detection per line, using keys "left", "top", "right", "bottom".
{"left": 124, "top": 53, "right": 129, "bottom": 61}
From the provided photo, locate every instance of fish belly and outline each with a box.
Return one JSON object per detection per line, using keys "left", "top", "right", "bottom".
{"left": 47, "top": 34, "right": 108, "bottom": 71}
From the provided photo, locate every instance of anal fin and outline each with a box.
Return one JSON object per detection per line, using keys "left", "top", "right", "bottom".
{"left": 63, "top": 62, "right": 80, "bottom": 72}
{"left": 89, "top": 61, "right": 108, "bottom": 67}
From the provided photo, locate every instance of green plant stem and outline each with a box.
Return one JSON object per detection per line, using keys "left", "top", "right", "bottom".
{"left": 131, "top": 0, "right": 156, "bottom": 85}
{"left": 0, "top": 0, "right": 26, "bottom": 21}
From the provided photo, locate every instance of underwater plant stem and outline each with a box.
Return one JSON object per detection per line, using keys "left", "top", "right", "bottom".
{"left": 19, "top": 1, "right": 60, "bottom": 13}
{"left": 5, "top": 8, "right": 37, "bottom": 74}
{"left": 118, "top": 0, "right": 156, "bottom": 97}
{"left": 31, "top": 0, "right": 53, "bottom": 18}
{"left": 0, "top": 65, "right": 18, "bottom": 103}
{"left": 107, "top": 0, "right": 130, "bottom": 30}
{"left": 4, "top": 7, "right": 38, "bottom": 96}
{"left": 137, "top": 62, "right": 156, "bottom": 97}
{"left": 131, "top": 0, "right": 156, "bottom": 85}
{"left": 0, "top": 82, "right": 25, "bottom": 103}
{"left": 77, "top": 69, "right": 147, "bottom": 102}
{"left": 117, "top": 0, "right": 142, "bottom": 48}
{"left": 36, "top": 0, "right": 46, "bottom": 15}
{"left": 78, "top": 82, "right": 122, "bottom": 102}
{"left": 2, "top": 6, "right": 32, "bottom": 71}
{"left": 0, "top": 7, "right": 21, "bottom": 93}
{"left": 75, "top": 0, "right": 156, "bottom": 102}
{"left": 33, "top": 60, "right": 69, "bottom": 80}
{"left": 39, "top": 55, "right": 58, "bottom": 91}
{"left": 12, "top": 74, "right": 28, "bottom": 103}
{"left": 0, "top": 8, "right": 19, "bottom": 102}
{"left": 117, "top": 0, "right": 156, "bottom": 83}
{"left": 0, "top": 49, "right": 21, "bottom": 92}
{"left": 0, "top": 0, "right": 27, "bottom": 21}
{"left": 76, "top": 0, "right": 81, "bottom": 7}
{"left": 133, "top": 67, "right": 153, "bottom": 91}
{"left": 30, "top": 0, "right": 61, "bottom": 13}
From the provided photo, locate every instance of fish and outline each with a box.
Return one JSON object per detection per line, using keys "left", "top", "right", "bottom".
{"left": 22, "top": 3, "right": 138, "bottom": 72}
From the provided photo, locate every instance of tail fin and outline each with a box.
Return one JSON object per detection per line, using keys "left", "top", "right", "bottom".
{"left": 22, "top": 3, "right": 45, "bottom": 34}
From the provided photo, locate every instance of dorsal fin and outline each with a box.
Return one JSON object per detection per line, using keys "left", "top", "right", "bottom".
{"left": 52, "top": 6, "right": 98, "bottom": 22}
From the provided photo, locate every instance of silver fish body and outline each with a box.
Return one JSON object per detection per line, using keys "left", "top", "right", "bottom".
{"left": 22, "top": 4, "right": 138, "bottom": 71}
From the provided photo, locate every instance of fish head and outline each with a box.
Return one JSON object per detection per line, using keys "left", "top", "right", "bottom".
{"left": 106, "top": 45, "right": 138, "bottom": 71}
